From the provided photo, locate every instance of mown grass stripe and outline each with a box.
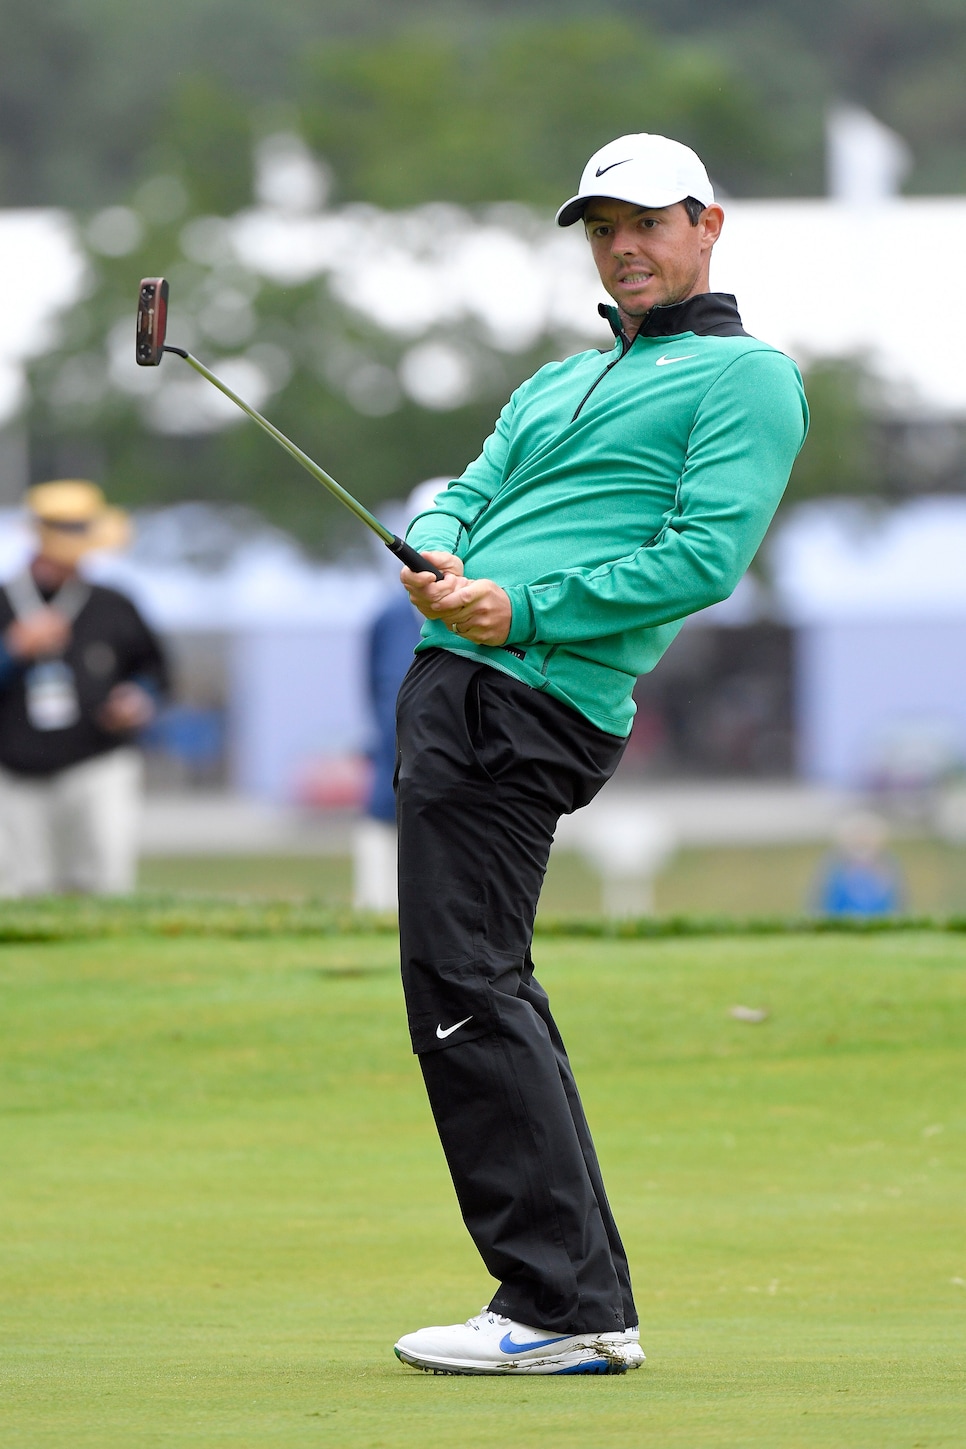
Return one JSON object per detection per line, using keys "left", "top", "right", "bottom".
{"left": 1, "top": 896, "right": 965, "bottom": 942}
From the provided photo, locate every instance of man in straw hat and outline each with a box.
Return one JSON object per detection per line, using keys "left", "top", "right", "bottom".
{"left": 392, "top": 133, "right": 808, "bottom": 1375}
{"left": 0, "top": 480, "right": 168, "bottom": 895}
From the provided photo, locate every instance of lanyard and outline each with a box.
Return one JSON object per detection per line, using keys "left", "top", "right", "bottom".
{"left": 4, "top": 568, "right": 91, "bottom": 627}
{"left": 3, "top": 570, "right": 92, "bottom": 730}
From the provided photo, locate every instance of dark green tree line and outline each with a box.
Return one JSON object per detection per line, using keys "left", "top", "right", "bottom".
{"left": 3, "top": 0, "right": 966, "bottom": 208}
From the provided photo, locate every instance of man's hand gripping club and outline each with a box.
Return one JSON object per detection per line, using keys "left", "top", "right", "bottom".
{"left": 401, "top": 554, "right": 512, "bottom": 647}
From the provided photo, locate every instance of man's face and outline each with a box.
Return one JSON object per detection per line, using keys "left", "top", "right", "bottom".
{"left": 35, "top": 521, "right": 92, "bottom": 571}
{"left": 584, "top": 198, "right": 722, "bottom": 327}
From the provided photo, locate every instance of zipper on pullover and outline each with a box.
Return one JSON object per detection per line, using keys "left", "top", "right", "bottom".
{"left": 570, "top": 331, "right": 632, "bottom": 422}
{"left": 569, "top": 293, "right": 748, "bottom": 424}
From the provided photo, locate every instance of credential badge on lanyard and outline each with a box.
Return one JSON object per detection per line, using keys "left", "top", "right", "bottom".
{"left": 4, "top": 570, "right": 90, "bottom": 732}
{"left": 24, "top": 658, "right": 81, "bottom": 730}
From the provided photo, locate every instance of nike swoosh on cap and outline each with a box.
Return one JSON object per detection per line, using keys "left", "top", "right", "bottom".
{"left": 499, "top": 1331, "right": 571, "bottom": 1354}
{"left": 595, "top": 159, "right": 631, "bottom": 177}
{"left": 436, "top": 1015, "right": 473, "bottom": 1040}
{"left": 655, "top": 353, "right": 698, "bottom": 366}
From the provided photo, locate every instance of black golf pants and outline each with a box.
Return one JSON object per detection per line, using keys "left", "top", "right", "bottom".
{"left": 395, "top": 648, "right": 636, "bottom": 1334}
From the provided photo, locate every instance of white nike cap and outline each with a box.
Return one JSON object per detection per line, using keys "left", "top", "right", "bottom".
{"left": 556, "top": 133, "right": 714, "bottom": 227}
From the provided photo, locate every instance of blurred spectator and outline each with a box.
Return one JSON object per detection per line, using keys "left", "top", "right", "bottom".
{"left": 353, "top": 481, "right": 442, "bottom": 911}
{"left": 815, "top": 810, "right": 904, "bottom": 917}
{"left": 366, "top": 591, "right": 425, "bottom": 825}
{"left": 352, "top": 590, "right": 423, "bottom": 911}
{"left": 0, "top": 481, "right": 169, "bottom": 895}
{"left": 141, "top": 704, "right": 226, "bottom": 788}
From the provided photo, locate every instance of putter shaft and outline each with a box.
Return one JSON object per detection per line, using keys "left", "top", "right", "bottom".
{"left": 163, "top": 345, "right": 444, "bottom": 579}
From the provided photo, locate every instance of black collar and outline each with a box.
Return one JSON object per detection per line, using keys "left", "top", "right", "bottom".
{"left": 599, "top": 292, "right": 748, "bottom": 342}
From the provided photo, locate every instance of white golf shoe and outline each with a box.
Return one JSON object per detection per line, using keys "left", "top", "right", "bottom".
{"left": 394, "top": 1307, "right": 645, "bottom": 1375}
{"left": 603, "top": 1324, "right": 646, "bottom": 1369}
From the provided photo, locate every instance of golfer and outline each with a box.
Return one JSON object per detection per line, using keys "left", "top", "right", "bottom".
{"left": 392, "top": 133, "right": 808, "bottom": 1376}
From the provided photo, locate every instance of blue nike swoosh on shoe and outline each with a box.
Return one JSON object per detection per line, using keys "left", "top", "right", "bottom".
{"left": 499, "top": 1332, "right": 571, "bottom": 1354}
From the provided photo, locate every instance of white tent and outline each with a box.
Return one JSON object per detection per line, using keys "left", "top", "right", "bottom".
{"left": 773, "top": 499, "right": 966, "bottom": 785}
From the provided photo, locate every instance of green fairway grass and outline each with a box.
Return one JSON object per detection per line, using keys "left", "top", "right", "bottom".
{"left": 1, "top": 923, "right": 964, "bottom": 1446}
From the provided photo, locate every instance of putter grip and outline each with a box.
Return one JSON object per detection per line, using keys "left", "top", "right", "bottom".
{"left": 386, "top": 535, "right": 445, "bottom": 581}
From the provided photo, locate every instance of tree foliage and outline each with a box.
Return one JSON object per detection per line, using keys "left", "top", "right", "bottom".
{"left": 0, "top": 0, "right": 354, "bottom": 207}
{"left": 298, "top": 19, "right": 779, "bottom": 207}
{"left": 3, "top": 0, "right": 966, "bottom": 208}
{"left": 619, "top": 0, "right": 966, "bottom": 192}
{"left": 24, "top": 191, "right": 572, "bottom": 555}
{"left": 19, "top": 13, "right": 783, "bottom": 554}
{"left": 154, "top": 78, "right": 255, "bottom": 219}
{"left": 784, "top": 357, "right": 884, "bottom": 508}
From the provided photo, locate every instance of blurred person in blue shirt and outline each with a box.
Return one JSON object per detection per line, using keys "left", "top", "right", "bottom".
{"left": 365, "top": 590, "right": 424, "bottom": 828}
{"left": 815, "top": 810, "right": 904, "bottom": 917}
{"left": 352, "top": 482, "right": 444, "bottom": 911}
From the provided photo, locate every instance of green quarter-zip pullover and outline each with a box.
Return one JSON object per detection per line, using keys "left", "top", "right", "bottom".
{"left": 406, "top": 293, "right": 808, "bottom": 736}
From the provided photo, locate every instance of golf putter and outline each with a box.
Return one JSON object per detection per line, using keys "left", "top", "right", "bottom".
{"left": 135, "top": 278, "right": 444, "bottom": 579}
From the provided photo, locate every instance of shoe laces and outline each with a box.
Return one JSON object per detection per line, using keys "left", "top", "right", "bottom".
{"left": 467, "top": 1307, "right": 510, "bottom": 1332}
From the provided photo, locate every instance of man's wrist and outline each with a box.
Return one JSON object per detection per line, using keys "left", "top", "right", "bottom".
{"left": 502, "top": 584, "right": 535, "bottom": 646}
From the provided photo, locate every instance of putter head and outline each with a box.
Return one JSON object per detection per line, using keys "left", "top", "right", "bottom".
{"left": 136, "top": 277, "right": 169, "bottom": 366}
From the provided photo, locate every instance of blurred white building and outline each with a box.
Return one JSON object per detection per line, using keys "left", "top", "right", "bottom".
{"left": 773, "top": 499, "right": 966, "bottom": 787}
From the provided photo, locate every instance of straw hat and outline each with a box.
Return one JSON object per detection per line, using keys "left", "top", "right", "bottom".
{"left": 25, "top": 480, "right": 130, "bottom": 565}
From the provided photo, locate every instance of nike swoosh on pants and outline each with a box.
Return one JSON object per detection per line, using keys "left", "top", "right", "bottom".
{"left": 436, "top": 1015, "right": 473, "bottom": 1040}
